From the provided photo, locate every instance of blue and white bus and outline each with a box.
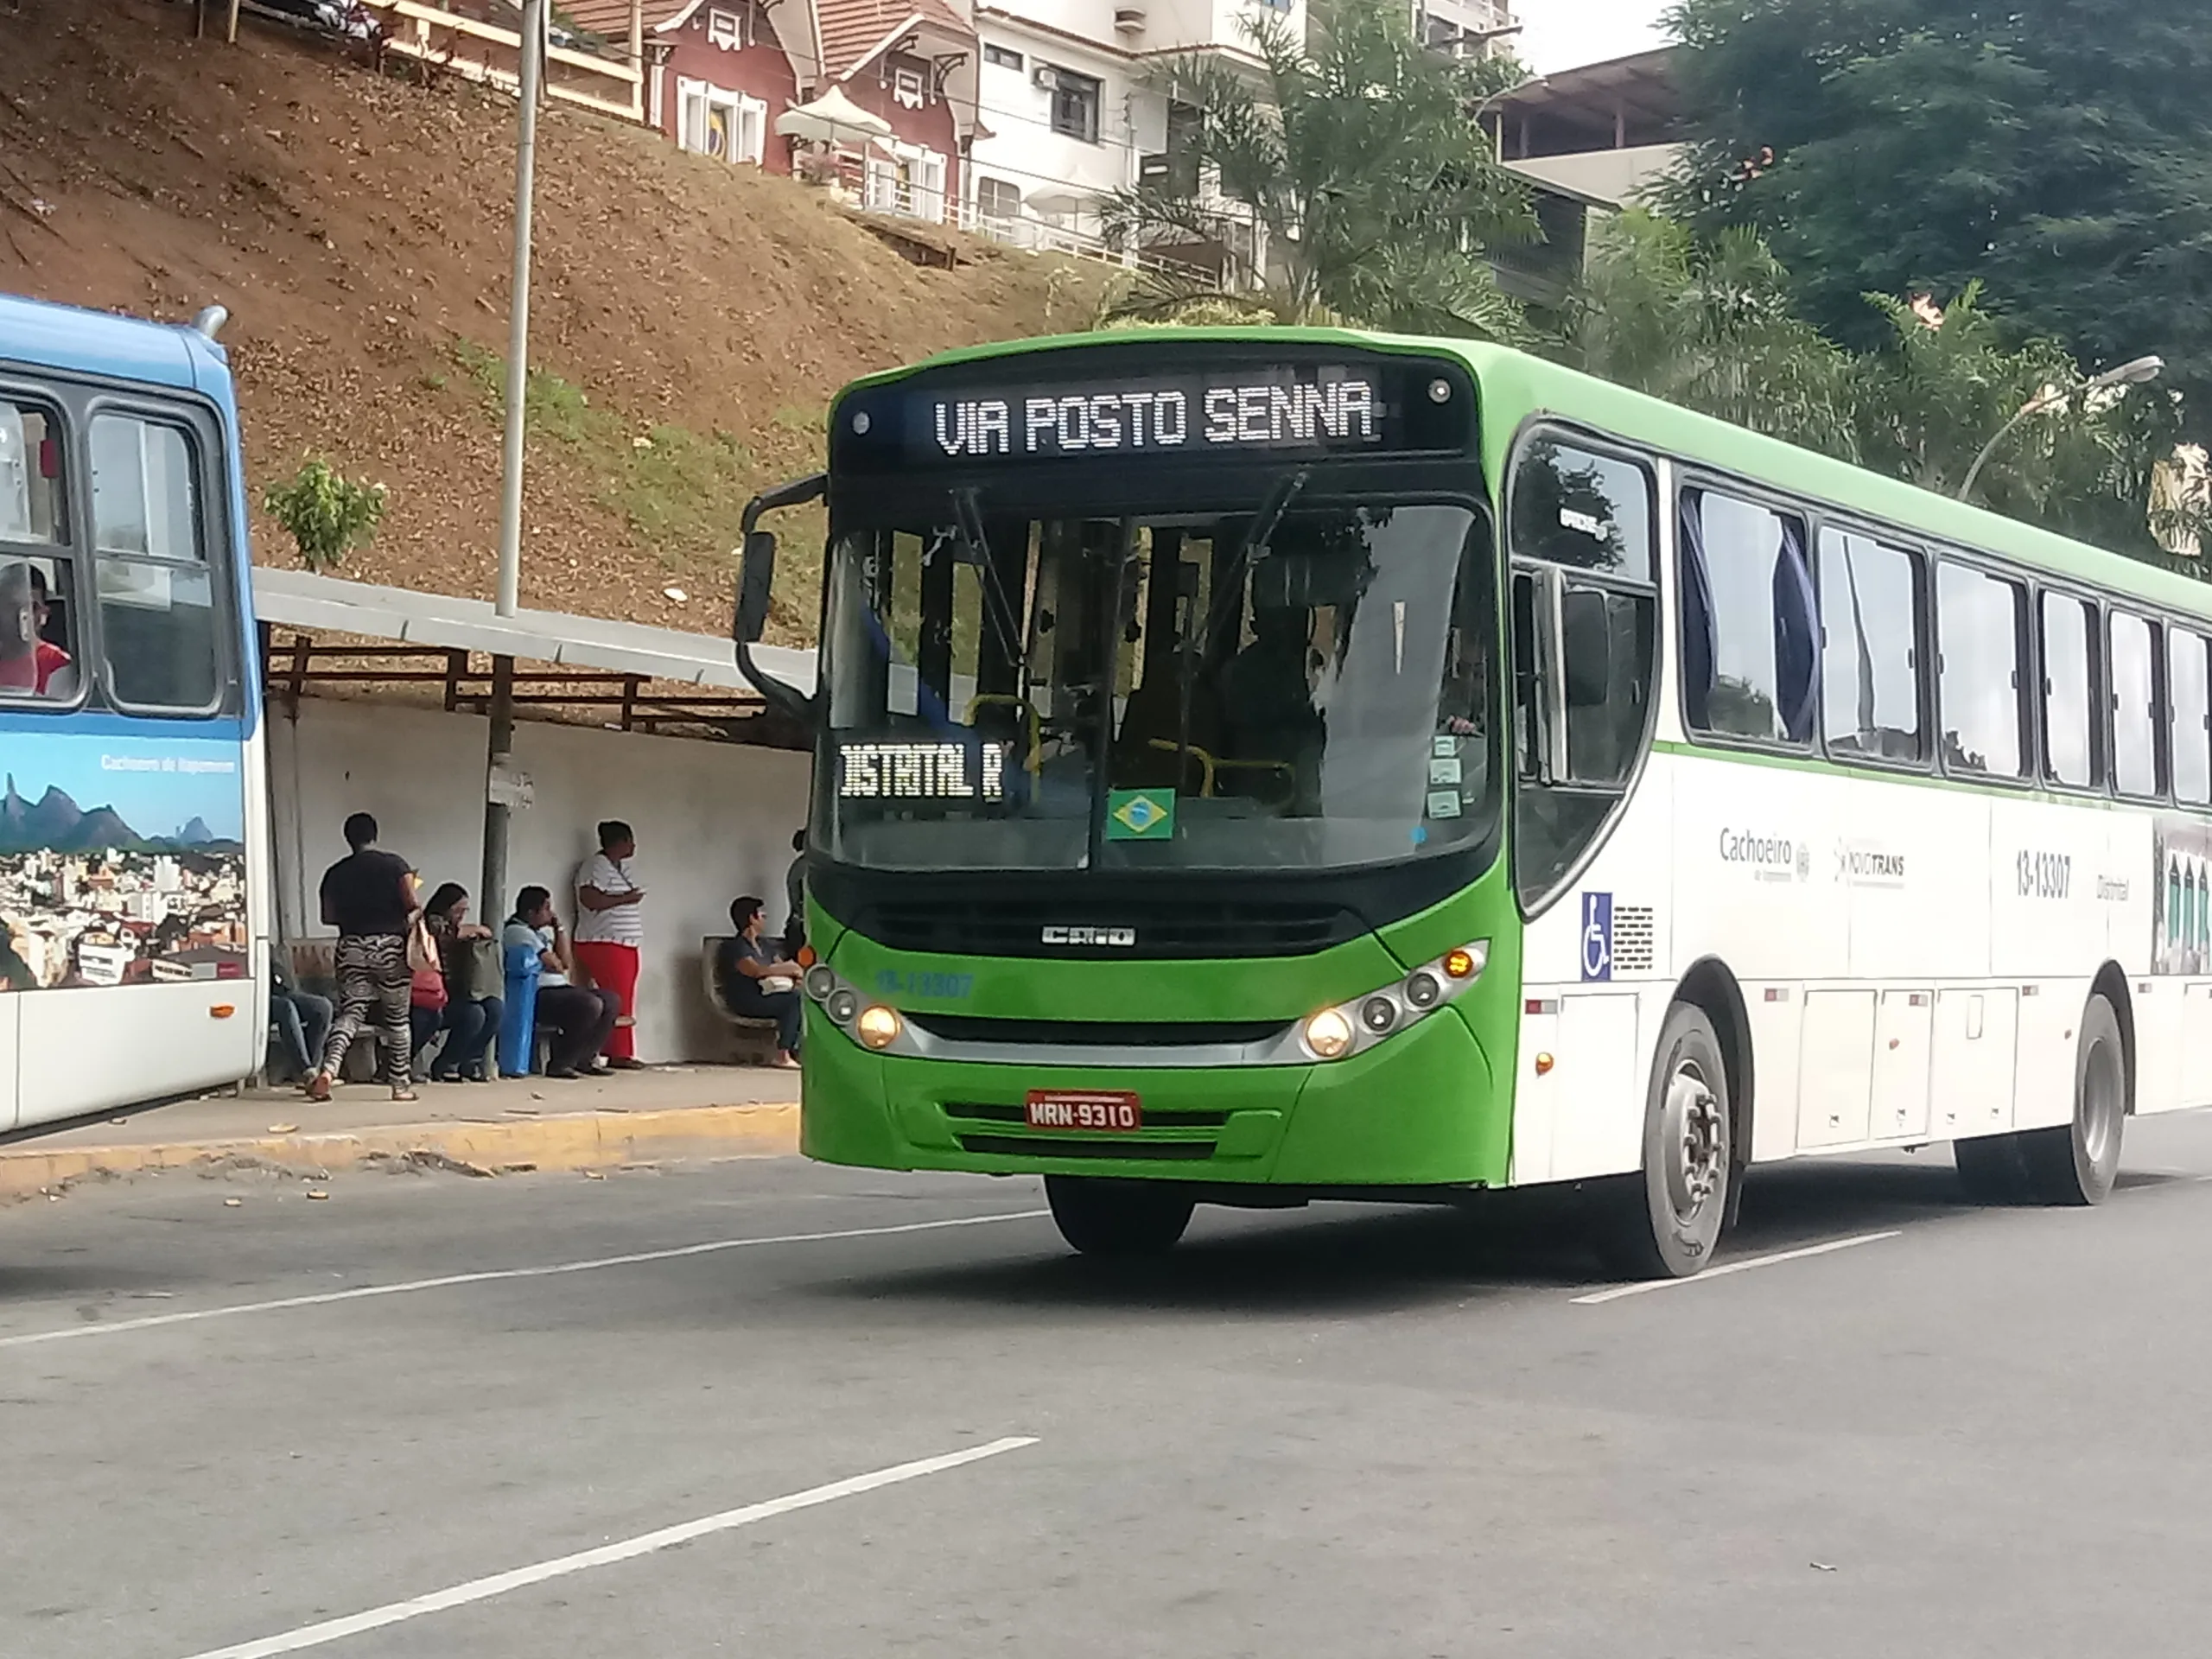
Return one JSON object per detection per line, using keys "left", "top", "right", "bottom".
{"left": 0, "top": 293, "right": 269, "bottom": 1132}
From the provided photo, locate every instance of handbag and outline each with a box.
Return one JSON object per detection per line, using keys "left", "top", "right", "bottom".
{"left": 406, "top": 914, "right": 437, "bottom": 975}
{"left": 760, "top": 975, "right": 796, "bottom": 995}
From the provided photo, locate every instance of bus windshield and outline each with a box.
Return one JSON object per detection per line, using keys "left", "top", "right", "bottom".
{"left": 821, "top": 491, "right": 1494, "bottom": 873}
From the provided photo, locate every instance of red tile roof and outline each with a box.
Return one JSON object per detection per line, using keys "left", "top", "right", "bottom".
{"left": 816, "top": 0, "right": 973, "bottom": 81}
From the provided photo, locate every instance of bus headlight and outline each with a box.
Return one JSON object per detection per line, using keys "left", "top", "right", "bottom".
{"left": 1296, "top": 940, "right": 1488, "bottom": 1064}
{"left": 1303, "top": 1007, "right": 1354, "bottom": 1059}
{"left": 826, "top": 987, "right": 860, "bottom": 1025}
{"left": 855, "top": 1005, "right": 903, "bottom": 1050}
{"left": 804, "top": 965, "right": 838, "bottom": 1002}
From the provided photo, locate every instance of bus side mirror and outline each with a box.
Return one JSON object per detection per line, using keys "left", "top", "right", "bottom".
{"left": 735, "top": 530, "right": 776, "bottom": 645}
{"left": 1561, "top": 588, "right": 1612, "bottom": 709}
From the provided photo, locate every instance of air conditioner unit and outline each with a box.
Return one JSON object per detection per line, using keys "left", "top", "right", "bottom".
{"left": 1114, "top": 6, "right": 1146, "bottom": 29}
{"left": 1033, "top": 64, "right": 1060, "bottom": 90}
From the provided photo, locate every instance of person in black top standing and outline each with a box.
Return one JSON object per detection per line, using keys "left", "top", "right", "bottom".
{"left": 782, "top": 829, "right": 807, "bottom": 957}
{"left": 308, "top": 811, "right": 419, "bottom": 1102}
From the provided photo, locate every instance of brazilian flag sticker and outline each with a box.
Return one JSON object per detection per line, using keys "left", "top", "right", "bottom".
{"left": 1106, "top": 788, "right": 1177, "bottom": 841}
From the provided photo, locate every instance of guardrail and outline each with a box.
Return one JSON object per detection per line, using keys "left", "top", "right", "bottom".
{"left": 361, "top": 0, "right": 643, "bottom": 120}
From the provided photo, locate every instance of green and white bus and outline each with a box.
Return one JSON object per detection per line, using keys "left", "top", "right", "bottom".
{"left": 735, "top": 328, "right": 2203, "bottom": 1277}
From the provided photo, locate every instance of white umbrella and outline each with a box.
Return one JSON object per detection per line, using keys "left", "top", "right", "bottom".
{"left": 775, "top": 86, "right": 895, "bottom": 144}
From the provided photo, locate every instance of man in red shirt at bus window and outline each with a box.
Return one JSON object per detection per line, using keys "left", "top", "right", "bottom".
{"left": 0, "top": 561, "right": 69, "bottom": 696}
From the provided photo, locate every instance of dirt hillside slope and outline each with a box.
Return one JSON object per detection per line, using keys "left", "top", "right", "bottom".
{"left": 0, "top": 0, "right": 1103, "bottom": 642}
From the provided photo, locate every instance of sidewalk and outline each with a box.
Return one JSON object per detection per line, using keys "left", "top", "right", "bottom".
{"left": 0, "top": 1065, "right": 802, "bottom": 1202}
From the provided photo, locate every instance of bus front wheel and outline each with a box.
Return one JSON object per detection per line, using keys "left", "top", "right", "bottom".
{"left": 1598, "top": 1001, "right": 1732, "bottom": 1280}
{"left": 1045, "top": 1177, "right": 1195, "bottom": 1256}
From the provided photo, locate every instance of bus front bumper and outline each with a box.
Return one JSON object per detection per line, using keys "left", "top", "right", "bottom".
{"left": 799, "top": 1004, "right": 1505, "bottom": 1189}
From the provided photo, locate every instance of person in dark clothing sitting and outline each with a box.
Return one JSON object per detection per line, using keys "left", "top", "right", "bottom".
{"left": 715, "top": 895, "right": 803, "bottom": 1069}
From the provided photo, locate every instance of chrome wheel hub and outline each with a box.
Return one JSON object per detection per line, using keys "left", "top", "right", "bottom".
{"left": 1662, "top": 1062, "right": 1724, "bottom": 1222}
{"left": 2082, "top": 1035, "right": 2122, "bottom": 1165}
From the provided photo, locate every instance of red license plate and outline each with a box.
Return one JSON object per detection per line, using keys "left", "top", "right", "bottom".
{"left": 1024, "top": 1090, "right": 1142, "bottom": 1132}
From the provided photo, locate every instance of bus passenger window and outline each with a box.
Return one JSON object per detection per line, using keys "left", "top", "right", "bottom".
{"left": 2040, "top": 592, "right": 2099, "bottom": 790}
{"left": 1936, "top": 563, "right": 2029, "bottom": 779}
{"left": 1818, "top": 530, "right": 1924, "bottom": 763}
{"left": 89, "top": 413, "right": 222, "bottom": 713}
{"left": 0, "top": 398, "right": 65, "bottom": 544}
{"left": 2109, "top": 610, "right": 2162, "bottom": 799}
{"left": 0, "top": 556, "right": 79, "bottom": 701}
{"left": 1510, "top": 440, "right": 1652, "bottom": 582}
{"left": 1679, "top": 490, "right": 1816, "bottom": 747}
{"left": 2171, "top": 630, "right": 2212, "bottom": 807}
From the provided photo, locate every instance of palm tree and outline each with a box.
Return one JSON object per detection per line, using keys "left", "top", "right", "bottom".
{"left": 1101, "top": 0, "right": 1536, "bottom": 337}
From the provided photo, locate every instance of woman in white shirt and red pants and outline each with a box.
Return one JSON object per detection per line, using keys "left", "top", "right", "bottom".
{"left": 573, "top": 818, "right": 646, "bottom": 1069}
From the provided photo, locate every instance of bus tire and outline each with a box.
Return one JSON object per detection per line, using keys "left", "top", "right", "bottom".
{"left": 1598, "top": 1001, "right": 1732, "bottom": 1280}
{"left": 1045, "top": 1177, "right": 1195, "bottom": 1256}
{"left": 2020, "top": 993, "right": 2126, "bottom": 1206}
{"left": 1952, "top": 1134, "right": 2031, "bottom": 1204}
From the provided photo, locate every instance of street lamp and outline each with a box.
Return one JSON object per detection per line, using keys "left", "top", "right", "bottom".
{"left": 1958, "top": 354, "right": 2164, "bottom": 503}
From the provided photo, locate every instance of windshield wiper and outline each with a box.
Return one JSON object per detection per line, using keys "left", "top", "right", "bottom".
{"left": 949, "top": 486, "right": 1026, "bottom": 676}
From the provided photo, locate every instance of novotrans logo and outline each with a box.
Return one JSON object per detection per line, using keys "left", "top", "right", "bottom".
{"left": 1580, "top": 892, "right": 1612, "bottom": 982}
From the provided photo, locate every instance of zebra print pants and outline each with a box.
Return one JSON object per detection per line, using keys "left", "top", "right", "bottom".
{"left": 319, "top": 933, "right": 413, "bottom": 1089}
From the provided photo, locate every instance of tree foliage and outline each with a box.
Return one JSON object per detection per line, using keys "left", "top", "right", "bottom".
{"left": 264, "top": 457, "right": 386, "bottom": 574}
{"left": 1568, "top": 212, "right": 2207, "bottom": 560}
{"left": 1103, "top": 0, "right": 1536, "bottom": 336}
{"left": 1663, "top": 0, "right": 2212, "bottom": 438}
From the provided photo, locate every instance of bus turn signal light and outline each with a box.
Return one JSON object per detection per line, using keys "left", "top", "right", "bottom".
{"left": 1443, "top": 947, "right": 1478, "bottom": 980}
{"left": 797, "top": 944, "right": 817, "bottom": 969}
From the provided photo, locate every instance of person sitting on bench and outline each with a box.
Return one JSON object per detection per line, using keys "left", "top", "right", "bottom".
{"left": 715, "top": 895, "right": 803, "bottom": 1069}
{"left": 505, "top": 887, "right": 619, "bottom": 1079}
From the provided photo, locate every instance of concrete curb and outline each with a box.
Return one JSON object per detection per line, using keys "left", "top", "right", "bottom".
{"left": 0, "top": 1102, "right": 802, "bottom": 1202}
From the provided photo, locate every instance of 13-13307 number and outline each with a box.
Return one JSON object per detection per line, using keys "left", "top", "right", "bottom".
{"left": 2018, "top": 849, "right": 2072, "bottom": 899}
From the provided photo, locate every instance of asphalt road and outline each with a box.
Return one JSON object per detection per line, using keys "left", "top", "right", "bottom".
{"left": 7, "top": 1115, "right": 2212, "bottom": 1659}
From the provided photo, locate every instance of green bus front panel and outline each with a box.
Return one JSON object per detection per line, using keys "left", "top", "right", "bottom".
{"left": 799, "top": 874, "right": 1523, "bottom": 1188}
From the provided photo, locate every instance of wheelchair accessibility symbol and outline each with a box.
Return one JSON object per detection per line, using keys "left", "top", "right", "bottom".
{"left": 1580, "top": 891, "right": 1613, "bottom": 982}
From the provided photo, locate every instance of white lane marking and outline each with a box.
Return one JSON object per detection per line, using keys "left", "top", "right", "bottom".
{"left": 1571, "top": 1230, "right": 1902, "bottom": 1305}
{"left": 177, "top": 1436, "right": 1039, "bottom": 1659}
{"left": 0, "top": 1210, "right": 1049, "bottom": 1350}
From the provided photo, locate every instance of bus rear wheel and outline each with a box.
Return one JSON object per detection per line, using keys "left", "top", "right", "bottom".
{"left": 1598, "top": 1001, "right": 1732, "bottom": 1281}
{"left": 1045, "top": 1177, "right": 1195, "bottom": 1256}
{"left": 2020, "top": 993, "right": 2126, "bottom": 1205}
{"left": 1952, "top": 1134, "right": 2031, "bottom": 1203}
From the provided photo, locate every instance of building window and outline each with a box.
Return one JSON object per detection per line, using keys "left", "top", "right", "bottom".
{"left": 703, "top": 5, "right": 755, "bottom": 49}
{"left": 983, "top": 42, "right": 1022, "bottom": 71}
{"left": 678, "top": 78, "right": 767, "bottom": 166}
{"left": 892, "top": 66, "right": 926, "bottom": 109}
{"left": 865, "top": 146, "right": 948, "bottom": 222}
{"left": 976, "top": 176, "right": 1021, "bottom": 226}
{"left": 1043, "top": 66, "right": 1102, "bottom": 144}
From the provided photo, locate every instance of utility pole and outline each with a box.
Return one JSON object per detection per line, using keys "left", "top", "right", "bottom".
{"left": 485, "top": 0, "right": 543, "bottom": 927}
{"left": 494, "top": 0, "right": 543, "bottom": 620}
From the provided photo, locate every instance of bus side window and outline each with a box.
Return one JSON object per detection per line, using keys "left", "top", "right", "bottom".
{"left": 1508, "top": 437, "right": 1658, "bottom": 910}
{"left": 2171, "top": 629, "right": 2212, "bottom": 808}
{"left": 1935, "top": 562, "right": 2031, "bottom": 779}
{"left": 0, "top": 397, "right": 78, "bottom": 705}
{"left": 88, "top": 412, "right": 224, "bottom": 714}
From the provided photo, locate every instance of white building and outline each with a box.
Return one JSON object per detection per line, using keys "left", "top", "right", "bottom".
{"left": 963, "top": 0, "right": 1306, "bottom": 269}
{"left": 1413, "top": 0, "right": 1516, "bottom": 60}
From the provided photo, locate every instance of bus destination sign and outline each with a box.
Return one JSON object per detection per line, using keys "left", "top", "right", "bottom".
{"left": 909, "top": 365, "right": 1391, "bottom": 464}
